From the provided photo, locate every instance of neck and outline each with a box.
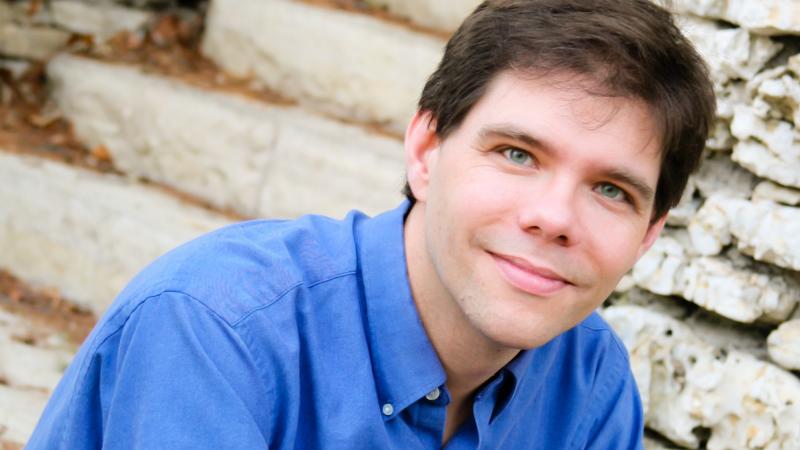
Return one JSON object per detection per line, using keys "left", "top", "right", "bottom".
{"left": 403, "top": 202, "right": 519, "bottom": 400}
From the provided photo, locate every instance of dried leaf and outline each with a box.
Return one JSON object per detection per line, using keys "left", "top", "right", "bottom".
{"left": 90, "top": 145, "right": 112, "bottom": 162}
{"left": 28, "top": 111, "right": 61, "bottom": 128}
{"left": 43, "top": 287, "right": 62, "bottom": 309}
{"left": 27, "top": 0, "right": 43, "bottom": 16}
{"left": 8, "top": 286, "right": 22, "bottom": 303}
{"left": 151, "top": 15, "right": 180, "bottom": 47}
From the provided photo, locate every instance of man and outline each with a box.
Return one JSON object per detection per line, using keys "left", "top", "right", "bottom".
{"left": 28, "top": 0, "right": 715, "bottom": 448}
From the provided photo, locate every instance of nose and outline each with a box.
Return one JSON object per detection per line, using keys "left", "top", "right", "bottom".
{"left": 516, "top": 177, "right": 580, "bottom": 246}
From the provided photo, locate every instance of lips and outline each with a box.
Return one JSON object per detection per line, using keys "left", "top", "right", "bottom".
{"left": 490, "top": 253, "right": 571, "bottom": 296}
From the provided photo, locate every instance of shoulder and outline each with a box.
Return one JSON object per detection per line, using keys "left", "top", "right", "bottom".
{"left": 565, "top": 311, "right": 644, "bottom": 448}
{"left": 105, "top": 210, "right": 369, "bottom": 328}
{"left": 571, "top": 310, "right": 632, "bottom": 370}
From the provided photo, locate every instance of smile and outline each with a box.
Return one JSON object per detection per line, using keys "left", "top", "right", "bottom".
{"left": 490, "top": 253, "right": 571, "bottom": 296}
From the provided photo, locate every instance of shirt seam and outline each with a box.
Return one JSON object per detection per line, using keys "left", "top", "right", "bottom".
{"left": 230, "top": 270, "right": 357, "bottom": 328}
{"left": 63, "top": 290, "right": 165, "bottom": 448}
{"left": 64, "top": 289, "right": 265, "bottom": 448}
{"left": 579, "top": 322, "right": 632, "bottom": 362}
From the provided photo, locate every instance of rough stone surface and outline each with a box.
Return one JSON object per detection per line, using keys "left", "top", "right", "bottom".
{"left": 729, "top": 56, "right": 800, "bottom": 187}
{"left": 753, "top": 181, "right": 800, "bottom": 205}
{"left": 604, "top": 305, "right": 800, "bottom": 450}
{"left": 49, "top": 0, "right": 151, "bottom": 40}
{"left": 688, "top": 195, "right": 800, "bottom": 271}
{"left": 768, "top": 319, "right": 800, "bottom": 370}
{"left": 48, "top": 54, "right": 405, "bottom": 219}
{"left": 672, "top": 0, "right": 800, "bottom": 35}
{"left": 666, "top": 181, "right": 700, "bottom": 227}
{"left": 201, "top": 0, "right": 444, "bottom": 135}
{"left": 633, "top": 229, "right": 799, "bottom": 323}
{"left": 732, "top": 139, "right": 800, "bottom": 188}
{"left": 693, "top": 152, "right": 759, "bottom": 199}
{"left": 0, "top": 151, "right": 231, "bottom": 314}
{"left": 684, "top": 310, "right": 769, "bottom": 361}
{"left": 367, "top": 0, "right": 479, "bottom": 31}
{"left": 678, "top": 15, "right": 782, "bottom": 84}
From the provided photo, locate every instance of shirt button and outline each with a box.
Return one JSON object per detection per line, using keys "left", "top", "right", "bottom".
{"left": 425, "top": 388, "right": 441, "bottom": 401}
{"left": 382, "top": 403, "right": 394, "bottom": 416}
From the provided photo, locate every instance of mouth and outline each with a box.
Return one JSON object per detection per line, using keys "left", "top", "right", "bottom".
{"left": 489, "top": 252, "right": 572, "bottom": 296}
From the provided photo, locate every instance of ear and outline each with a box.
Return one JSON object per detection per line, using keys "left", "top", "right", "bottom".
{"left": 404, "top": 110, "right": 440, "bottom": 202}
{"left": 636, "top": 214, "right": 668, "bottom": 260}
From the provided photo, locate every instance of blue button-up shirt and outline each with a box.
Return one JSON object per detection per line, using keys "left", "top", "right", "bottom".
{"left": 28, "top": 202, "right": 643, "bottom": 449}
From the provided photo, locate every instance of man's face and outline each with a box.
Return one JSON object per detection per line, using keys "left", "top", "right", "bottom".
{"left": 405, "top": 70, "right": 666, "bottom": 350}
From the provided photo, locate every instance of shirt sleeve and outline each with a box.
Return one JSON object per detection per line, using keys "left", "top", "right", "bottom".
{"left": 26, "top": 291, "right": 274, "bottom": 449}
{"left": 582, "top": 359, "right": 645, "bottom": 450}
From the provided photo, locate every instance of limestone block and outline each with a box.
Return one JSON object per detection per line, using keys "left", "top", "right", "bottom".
{"left": 0, "top": 23, "right": 69, "bottom": 60}
{"left": 633, "top": 229, "right": 799, "bottom": 323}
{"left": 0, "top": 151, "right": 232, "bottom": 314}
{"left": 687, "top": 196, "right": 735, "bottom": 256}
{"left": 672, "top": 0, "right": 800, "bottom": 35}
{"left": 693, "top": 152, "right": 758, "bottom": 199}
{"left": 604, "top": 305, "right": 800, "bottom": 450}
{"left": 0, "top": 384, "right": 48, "bottom": 446}
{"left": 689, "top": 195, "right": 800, "bottom": 271}
{"left": 706, "top": 83, "right": 747, "bottom": 152}
{"left": 0, "top": 309, "right": 73, "bottom": 392}
{"left": 0, "top": 305, "right": 81, "bottom": 446}
{"left": 201, "top": 0, "right": 444, "bottom": 135}
{"left": 706, "top": 119, "right": 735, "bottom": 151}
{"left": 678, "top": 16, "right": 782, "bottom": 84}
{"left": 48, "top": 55, "right": 405, "bottom": 219}
{"left": 366, "top": 0, "right": 479, "bottom": 31}
{"left": 768, "top": 319, "right": 800, "bottom": 371}
{"left": 731, "top": 104, "right": 798, "bottom": 157}
{"left": 684, "top": 310, "right": 769, "bottom": 361}
{"left": 666, "top": 181, "right": 700, "bottom": 227}
{"left": 0, "top": 334, "right": 71, "bottom": 392}
{"left": 753, "top": 181, "right": 800, "bottom": 206}
{"left": 607, "top": 287, "right": 693, "bottom": 321}
{"left": 716, "top": 82, "right": 748, "bottom": 120}
{"left": 49, "top": 0, "right": 151, "bottom": 41}
{"left": 732, "top": 139, "right": 800, "bottom": 188}
{"left": 643, "top": 437, "right": 676, "bottom": 450}
{"left": 728, "top": 57, "right": 800, "bottom": 187}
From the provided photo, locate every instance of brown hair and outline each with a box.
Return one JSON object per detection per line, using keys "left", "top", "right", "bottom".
{"left": 403, "top": 0, "right": 716, "bottom": 220}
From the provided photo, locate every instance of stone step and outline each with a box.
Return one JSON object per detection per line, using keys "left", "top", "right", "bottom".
{"left": 0, "top": 384, "right": 48, "bottom": 448}
{"left": 367, "top": 0, "right": 478, "bottom": 32}
{"left": 201, "top": 0, "right": 445, "bottom": 135}
{"left": 0, "top": 150, "right": 232, "bottom": 314}
{"left": 47, "top": 54, "right": 406, "bottom": 220}
{"left": 0, "top": 302, "right": 84, "bottom": 447}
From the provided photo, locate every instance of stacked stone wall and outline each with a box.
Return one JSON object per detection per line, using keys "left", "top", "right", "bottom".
{"left": 0, "top": 0, "right": 799, "bottom": 448}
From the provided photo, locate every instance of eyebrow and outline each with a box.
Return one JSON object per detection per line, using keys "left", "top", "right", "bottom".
{"left": 477, "top": 124, "right": 656, "bottom": 202}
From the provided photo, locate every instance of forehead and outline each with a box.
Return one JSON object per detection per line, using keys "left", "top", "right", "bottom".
{"left": 460, "top": 70, "right": 662, "bottom": 162}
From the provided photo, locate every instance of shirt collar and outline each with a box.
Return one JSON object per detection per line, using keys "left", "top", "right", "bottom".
{"left": 356, "top": 201, "right": 446, "bottom": 418}
{"left": 492, "top": 333, "right": 565, "bottom": 419}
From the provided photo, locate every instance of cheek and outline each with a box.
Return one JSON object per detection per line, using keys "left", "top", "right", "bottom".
{"left": 584, "top": 219, "right": 647, "bottom": 277}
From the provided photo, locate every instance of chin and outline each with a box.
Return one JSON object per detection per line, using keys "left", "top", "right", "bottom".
{"left": 481, "top": 319, "right": 560, "bottom": 350}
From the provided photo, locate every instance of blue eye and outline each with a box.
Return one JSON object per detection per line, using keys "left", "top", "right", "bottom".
{"left": 502, "top": 148, "right": 533, "bottom": 166}
{"left": 597, "top": 183, "right": 625, "bottom": 201}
